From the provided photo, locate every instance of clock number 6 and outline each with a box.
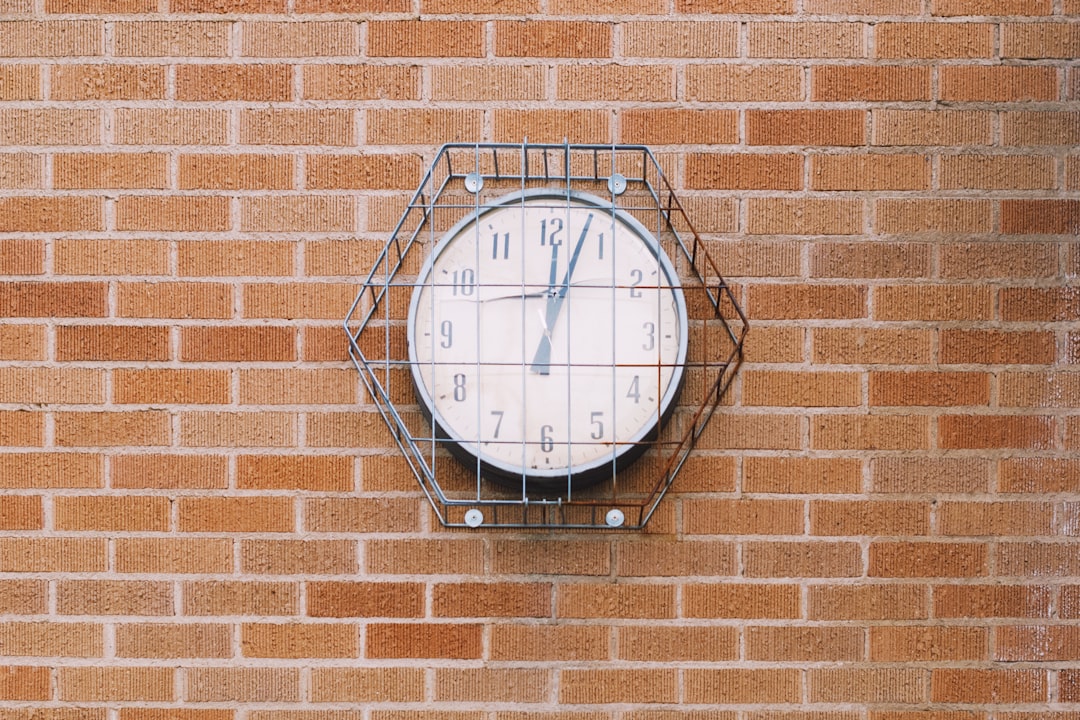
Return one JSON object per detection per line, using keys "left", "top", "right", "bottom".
{"left": 540, "top": 425, "right": 554, "bottom": 453}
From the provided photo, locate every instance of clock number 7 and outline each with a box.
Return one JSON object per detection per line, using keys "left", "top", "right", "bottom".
{"left": 490, "top": 410, "right": 504, "bottom": 439}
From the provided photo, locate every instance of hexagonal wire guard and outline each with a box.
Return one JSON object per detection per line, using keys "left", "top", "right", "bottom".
{"left": 344, "top": 141, "right": 746, "bottom": 530}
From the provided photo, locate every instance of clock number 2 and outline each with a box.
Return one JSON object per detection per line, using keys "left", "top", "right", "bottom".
{"left": 629, "top": 268, "right": 643, "bottom": 298}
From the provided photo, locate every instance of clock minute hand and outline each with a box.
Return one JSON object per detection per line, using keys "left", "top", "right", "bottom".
{"left": 530, "top": 212, "right": 593, "bottom": 375}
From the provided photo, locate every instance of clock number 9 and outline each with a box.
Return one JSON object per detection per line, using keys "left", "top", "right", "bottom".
{"left": 439, "top": 320, "right": 452, "bottom": 348}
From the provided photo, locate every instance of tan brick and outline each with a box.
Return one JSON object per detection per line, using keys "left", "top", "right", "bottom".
{"left": 945, "top": 243, "right": 1057, "bottom": 281}
{"left": 242, "top": 623, "right": 357, "bottom": 658}
{"left": 0, "top": 65, "right": 39, "bottom": 100}
{"left": 186, "top": 668, "right": 299, "bottom": 703}
{"left": 940, "top": 500, "right": 1054, "bottom": 537}
{"left": 561, "top": 669, "right": 676, "bottom": 704}
{"left": 55, "top": 410, "right": 170, "bottom": 447}
{"left": 750, "top": 21, "right": 865, "bottom": 57}
{"left": 813, "top": 64, "right": 931, "bottom": 101}
{"left": 306, "top": 154, "right": 420, "bottom": 190}
{"left": 47, "top": 0, "right": 157, "bottom": 8}
{"left": 813, "top": 414, "right": 930, "bottom": 450}
{"left": 0, "top": 153, "right": 41, "bottom": 189}
{"left": 745, "top": 541, "right": 862, "bottom": 578}
{"left": 310, "top": 668, "right": 423, "bottom": 703}
{"left": 999, "top": 458, "right": 1080, "bottom": 493}
{"left": 805, "top": 0, "right": 919, "bottom": 12}
{"left": 0, "top": 495, "right": 42, "bottom": 529}
{"left": 179, "top": 496, "right": 294, "bottom": 533}
{"left": 676, "top": 0, "right": 793, "bottom": 10}
{"left": 934, "top": 0, "right": 1050, "bottom": 13}
{"left": 179, "top": 240, "right": 294, "bottom": 277}
{"left": 0, "top": 325, "right": 46, "bottom": 361}
{"left": 370, "top": 539, "right": 485, "bottom": 575}
{"left": 55, "top": 239, "right": 169, "bottom": 275}
{"left": 491, "top": 539, "right": 608, "bottom": 575}
{"left": 0, "top": 666, "right": 49, "bottom": 700}
{"left": 241, "top": 21, "right": 357, "bottom": 57}
{"left": 549, "top": 0, "right": 659, "bottom": 10}
{"left": 303, "top": 64, "right": 419, "bottom": 100}
{"left": 241, "top": 109, "right": 353, "bottom": 146}
{"left": 0, "top": 20, "right": 101, "bottom": 56}
{"left": 1001, "top": 287, "right": 1080, "bottom": 322}
{"left": 622, "top": 109, "right": 737, "bottom": 145}
{"left": 1008, "top": 111, "right": 1080, "bottom": 147}
{"left": 616, "top": 540, "right": 735, "bottom": 576}
{"left": 810, "top": 241, "right": 931, "bottom": 279}
{"left": 811, "top": 154, "right": 929, "bottom": 191}
{"left": 435, "top": 668, "right": 550, "bottom": 704}
{"left": 116, "top": 196, "right": 230, "bottom": 232}
{"left": 367, "top": 623, "right": 482, "bottom": 659}
{"left": 0, "top": 367, "right": 104, "bottom": 404}
{"left": 115, "top": 108, "right": 228, "bottom": 145}
{"left": 176, "top": 64, "right": 291, "bottom": 101}
{"left": 748, "top": 198, "right": 863, "bottom": 235}
{"left": 875, "top": 284, "right": 992, "bottom": 321}
{"left": 180, "top": 411, "right": 296, "bottom": 448}
{"left": 744, "top": 370, "right": 860, "bottom": 407}
{"left": 744, "top": 457, "right": 862, "bottom": 494}
{"left": 748, "top": 626, "right": 864, "bottom": 661}
{"left": 424, "top": 0, "right": 535, "bottom": 9}
{"left": 1003, "top": 22, "right": 1080, "bottom": 59}
{"left": 622, "top": 21, "right": 737, "bottom": 57}
{"left": 117, "top": 623, "right": 231, "bottom": 658}
{"left": 558, "top": 65, "right": 673, "bottom": 102}
{"left": 57, "top": 580, "right": 173, "bottom": 616}
{"left": 557, "top": 584, "right": 675, "bottom": 619}
{"left": 242, "top": 539, "right": 356, "bottom": 575}
{"left": 0, "top": 198, "right": 102, "bottom": 232}
{"left": 50, "top": 64, "right": 164, "bottom": 99}
{"left": 812, "top": 500, "right": 929, "bottom": 536}
{"left": 0, "top": 108, "right": 99, "bottom": 144}
{"left": 303, "top": 496, "right": 421, "bottom": 533}
{"left": 877, "top": 198, "right": 993, "bottom": 234}
{"left": 239, "top": 368, "right": 356, "bottom": 404}
{"left": 684, "top": 669, "right": 800, "bottom": 704}
{"left": 0, "top": 453, "right": 104, "bottom": 489}
{"left": 941, "top": 65, "right": 1058, "bottom": 102}
{"left": 115, "top": 21, "right": 230, "bottom": 57}
{"left": 874, "top": 109, "right": 992, "bottom": 146}
{"left": 810, "top": 668, "right": 925, "bottom": 704}
{"left": 371, "top": 21, "right": 485, "bottom": 58}
{"left": 368, "top": 108, "right": 484, "bottom": 145}
{"left": 111, "top": 454, "right": 229, "bottom": 490}
{"left": 495, "top": 20, "right": 610, "bottom": 58}
{"left": 933, "top": 583, "right": 1052, "bottom": 618}
{"left": 686, "top": 64, "right": 802, "bottom": 102}
{"left": 432, "top": 583, "right": 550, "bottom": 618}
{"left": 941, "top": 155, "right": 1055, "bottom": 190}
{"left": 116, "top": 538, "right": 232, "bottom": 574}
{"left": 241, "top": 197, "right": 354, "bottom": 232}
{"left": 490, "top": 624, "right": 609, "bottom": 661}
{"left": 1000, "top": 371, "right": 1080, "bottom": 409}
{"left": 0, "top": 239, "right": 42, "bottom": 275}
{"left": 870, "top": 370, "right": 989, "bottom": 407}
{"left": 297, "top": 0, "right": 407, "bottom": 9}
{"left": 55, "top": 495, "right": 170, "bottom": 532}
{"left": 686, "top": 153, "right": 801, "bottom": 190}
{"left": 876, "top": 22, "right": 993, "bottom": 58}
{"left": 59, "top": 667, "right": 173, "bottom": 702}
{"left": 931, "top": 669, "right": 1047, "bottom": 704}
{"left": 809, "top": 583, "right": 927, "bottom": 620}
{"left": 873, "top": 457, "right": 990, "bottom": 494}
{"left": 748, "top": 109, "right": 865, "bottom": 146}
{"left": 618, "top": 626, "right": 737, "bottom": 662}
{"left": 183, "top": 581, "right": 298, "bottom": 616}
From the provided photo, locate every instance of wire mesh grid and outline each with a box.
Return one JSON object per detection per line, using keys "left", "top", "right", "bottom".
{"left": 344, "top": 141, "right": 746, "bottom": 529}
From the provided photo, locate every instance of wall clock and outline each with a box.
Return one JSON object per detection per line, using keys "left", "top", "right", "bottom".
{"left": 407, "top": 188, "right": 689, "bottom": 493}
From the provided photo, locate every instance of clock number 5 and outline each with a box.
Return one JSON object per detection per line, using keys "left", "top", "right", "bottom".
{"left": 590, "top": 411, "right": 604, "bottom": 440}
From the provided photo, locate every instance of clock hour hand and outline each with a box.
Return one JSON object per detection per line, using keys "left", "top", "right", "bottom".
{"left": 530, "top": 213, "right": 593, "bottom": 375}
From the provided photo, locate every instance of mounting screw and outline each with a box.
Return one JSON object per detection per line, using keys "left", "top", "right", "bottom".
{"left": 464, "top": 508, "right": 484, "bottom": 527}
{"left": 605, "top": 509, "right": 625, "bottom": 527}
{"left": 464, "top": 172, "right": 483, "bottom": 194}
{"left": 607, "top": 173, "right": 627, "bottom": 196}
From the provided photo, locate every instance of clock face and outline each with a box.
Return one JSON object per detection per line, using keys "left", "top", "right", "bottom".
{"left": 407, "top": 189, "right": 687, "bottom": 491}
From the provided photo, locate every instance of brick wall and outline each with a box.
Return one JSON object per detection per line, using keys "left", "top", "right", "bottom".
{"left": 1, "top": 0, "right": 1078, "bottom": 716}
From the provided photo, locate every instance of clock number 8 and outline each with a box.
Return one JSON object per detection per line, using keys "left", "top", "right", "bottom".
{"left": 452, "top": 373, "right": 466, "bottom": 401}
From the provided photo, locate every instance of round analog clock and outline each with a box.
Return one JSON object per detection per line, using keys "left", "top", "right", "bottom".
{"left": 407, "top": 188, "right": 688, "bottom": 491}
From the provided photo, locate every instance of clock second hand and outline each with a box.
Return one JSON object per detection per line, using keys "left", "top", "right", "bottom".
{"left": 530, "top": 213, "right": 593, "bottom": 375}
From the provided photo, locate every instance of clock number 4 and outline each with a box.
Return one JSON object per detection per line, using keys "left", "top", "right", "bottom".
{"left": 627, "top": 375, "right": 641, "bottom": 404}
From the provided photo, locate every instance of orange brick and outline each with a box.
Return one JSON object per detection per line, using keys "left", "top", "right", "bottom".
{"left": 1003, "top": 22, "right": 1080, "bottom": 58}
{"left": 243, "top": 23, "right": 356, "bottom": 57}
{"left": 810, "top": 583, "right": 927, "bottom": 620}
{"left": 47, "top": 0, "right": 155, "bottom": 9}
{"left": 699, "top": 241, "right": 798, "bottom": 278}
{"left": 495, "top": 20, "right": 610, "bottom": 58}
{"left": 111, "top": 454, "right": 229, "bottom": 489}
{"left": 749, "top": 198, "right": 863, "bottom": 235}
{"left": 183, "top": 580, "right": 298, "bottom": 616}
{"left": 435, "top": 667, "right": 550, "bottom": 704}
{"left": 939, "top": 414, "right": 1053, "bottom": 450}
{"left": 874, "top": 284, "right": 993, "bottom": 321}
{"left": 303, "top": 496, "right": 421, "bottom": 533}
{"left": 56, "top": 325, "right": 169, "bottom": 362}
{"left": 432, "top": 583, "right": 550, "bottom": 618}
{"left": 0, "top": 411, "right": 42, "bottom": 447}
{"left": 178, "top": 496, "right": 294, "bottom": 533}
{"left": 932, "top": 669, "right": 1047, "bottom": 704}
{"left": 877, "top": 22, "right": 993, "bottom": 58}
{"left": 996, "top": 626, "right": 1080, "bottom": 662}
{"left": 750, "top": 21, "right": 865, "bottom": 57}
{"left": 686, "top": 64, "right": 802, "bottom": 101}
{"left": 1002, "top": 111, "right": 1080, "bottom": 146}
{"left": 179, "top": 240, "right": 295, "bottom": 277}
{"left": 305, "top": 411, "right": 400, "bottom": 449}
{"left": 557, "top": 584, "right": 675, "bottom": 619}
{"left": 810, "top": 668, "right": 924, "bottom": 704}
{"left": 0, "top": 620, "right": 103, "bottom": 654}
{"left": 1001, "top": 287, "right": 1080, "bottom": 322}
{"left": 115, "top": 108, "right": 229, "bottom": 145}
{"left": 561, "top": 669, "right": 677, "bottom": 704}
{"left": 933, "top": 584, "right": 1052, "bottom": 618}
{"left": 55, "top": 239, "right": 168, "bottom": 275}
{"left": 0, "top": 367, "right": 104, "bottom": 404}
{"left": 57, "top": 580, "right": 173, "bottom": 616}
{"left": 244, "top": 283, "right": 355, "bottom": 319}
{"left": 676, "top": 0, "right": 793, "bottom": 9}
{"left": 812, "top": 241, "right": 931, "bottom": 280}
{"left": 0, "top": 452, "right": 104, "bottom": 489}
{"left": 0, "top": 20, "right": 101, "bottom": 56}
{"left": 749, "top": 284, "right": 866, "bottom": 320}
{"left": 684, "top": 583, "right": 800, "bottom": 619}
{"left": 870, "top": 371, "right": 989, "bottom": 407}
{"left": 812, "top": 64, "right": 930, "bottom": 101}
{"left": 117, "top": 282, "right": 232, "bottom": 319}
{"left": 558, "top": 65, "right": 673, "bottom": 102}
{"left": 0, "top": 496, "right": 42, "bottom": 530}
{"left": 491, "top": 624, "right": 608, "bottom": 661}
{"left": 176, "top": 64, "right": 291, "bottom": 101}
{"left": 806, "top": 0, "right": 919, "bottom": 12}
{"left": 303, "top": 64, "right": 419, "bottom": 100}
{"left": 874, "top": 109, "right": 992, "bottom": 146}
{"left": 1002, "top": 199, "right": 1080, "bottom": 235}
{"left": 59, "top": 667, "right": 174, "bottom": 702}
{"left": 744, "top": 370, "right": 860, "bottom": 407}
{"left": 940, "top": 501, "right": 1054, "bottom": 537}
{"left": 180, "top": 326, "right": 295, "bottom": 362}
{"left": 306, "top": 154, "right": 420, "bottom": 190}
{"left": 114, "top": 21, "right": 229, "bottom": 57}
{"left": 685, "top": 153, "right": 802, "bottom": 190}
{"left": 873, "top": 457, "right": 989, "bottom": 494}
{"left": 934, "top": 0, "right": 1050, "bottom": 13}
{"left": 368, "top": 108, "right": 484, "bottom": 145}
{"left": 242, "top": 623, "right": 357, "bottom": 658}
{"left": 622, "top": 21, "right": 737, "bottom": 57}
{"left": 370, "top": 20, "right": 484, "bottom": 57}
{"left": 310, "top": 667, "right": 423, "bottom": 703}
{"left": 0, "top": 198, "right": 102, "bottom": 232}
{"left": 116, "top": 538, "right": 232, "bottom": 574}
{"left": 117, "top": 623, "right": 231, "bottom": 658}
{"left": 238, "top": 368, "right": 355, "bottom": 404}
{"left": 424, "top": 0, "right": 535, "bottom": 9}
{"left": 999, "top": 458, "right": 1080, "bottom": 493}
{"left": 812, "top": 500, "right": 930, "bottom": 536}
{"left": 619, "top": 626, "right": 737, "bottom": 662}
{"left": 811, "top": 154, "right": 929, "bottom": 191}
{"left": 490, "top": 539, "right": 609, "bottom": 576}
{"left": 943, "top": 242, "right": 1057, "bottom": 279}
{"left": 237, "top": 455, "right": 352, "bottom": 491}
{"left": 55, "top": 411, "right": 170, "bottom": 447}
{"left": 0, "top": 325, "right": 46, "bottom": 361}
{"left": 0, "top": 108, "right": 100, "bottom": 144}
{"left": 172, "top": 0, "right": 285, "bottom": 11}
{"left": 186, "top": 668, "right": 299, "bottom": 703}
{"left": 870, "top": 541, "right": 987, "bottom": 577}
{"left": 999, "top": 541, "right": 1080, "bottom": 576}
{"left": 116, "top": 196, "right": 229, "bottom": 232}
{"left": 493, "top": 109, "right": 612, "bottom": 144}
{"left": 813, "top": 414, "right": 929, "bottom": 450}
{"left": 54, "top": 152, "right": 167, "bottom": 190}
{"left": 684, "top": 669, "right": 799, "bottom": 704}
{"left": 0, "top": 65, "right": 40, "bottom": 100}
{"left": 1001, "top": 371, "right": 1080, "bottom": 409}
{"left": 0, "top": 239, "right": 43, "bottom": 275}
{"left": 367, "top": 623, "right": 482, "bottom": 659}
{"left": 296, "top": 0, "right": 407, "bottom": 9}
{"left": 0, "top": 153, "right": 42, "bottom": 190}
{"left": 744, "top": 457, "right": 862, "bottom": 494}
{"left": 941, "top": 155, "right": 1055, "bottom": 190}
{"left": 51, "top": 64, "right": 165, "bottom": 100}
{"left": 621, "top": 109, "right": 737, "bottom": 145}
{"left": 748, "top": 109, "right": 865, "bottom": 146}
{"left": 308, "top": 582, "right": 424, "bottom": 618}
{"left": 941, "top": 65, "right": 1058, "bottom": 102}
{"left": 241, "top": 196, "right": 354, "bottom": 232}
{"left": 0, "top": 666, "right": 50, "bottom": 700}
{"left": 747, "top": 626, "right": 863, "bottom": 661}
{"left": 745, "top": 541, "right": 862, "bottom": 578}
{"left": 241, "top": 109, "right": 353, "bottom": 146}
{"left": 616, "top": 540, "right": 736, "bottom": 576}
{"left": 55, "top": 495, "right": 169, "bottom": 532}
{"left": 371, "top": 539, "right": 485, "bottom": 575}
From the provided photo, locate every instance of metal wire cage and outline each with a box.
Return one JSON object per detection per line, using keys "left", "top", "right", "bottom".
{"left": 344, "top": 141, "right": 746, "bottom": 530}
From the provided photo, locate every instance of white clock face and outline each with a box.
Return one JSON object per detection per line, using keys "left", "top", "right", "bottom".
{"left": 407, "top": 190, "right": 687, "bottom": 490}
